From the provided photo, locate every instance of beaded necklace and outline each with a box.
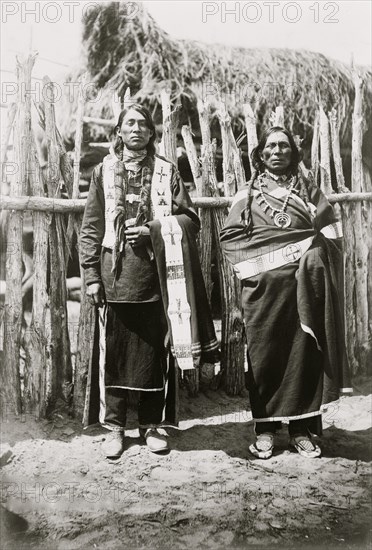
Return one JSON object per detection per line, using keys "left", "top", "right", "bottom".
{"left": 256, "top": 173, "right": 295, "bottom": 228}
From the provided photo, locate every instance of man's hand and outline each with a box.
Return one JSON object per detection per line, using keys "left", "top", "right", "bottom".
{"left": 86, "top": 282, "right": 105, "bottom": 307}
{"left": 125, "top": 226, "right": 150, "bottom": 248}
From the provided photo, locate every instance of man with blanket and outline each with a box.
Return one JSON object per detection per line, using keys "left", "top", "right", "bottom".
{"left": 80, "top": 103, "right": 218, "bottom": 459}
{"left": 220, "top": 127, "right": 351, "bottom": 459}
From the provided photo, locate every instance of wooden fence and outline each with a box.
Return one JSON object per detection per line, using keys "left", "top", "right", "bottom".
{"left": 1, "top": 55, "right": 371, "bottom": 419}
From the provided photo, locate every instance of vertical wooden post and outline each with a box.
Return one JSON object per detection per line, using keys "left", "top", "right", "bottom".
{"left": 160, "top": 89, "right": 180, "bottom": 163}
{"left": 217, "top": 101, "right": 245, "bottom": 194}
{"left": 319, "top": 106, "right": 333, "bottom": 195}
{"left": 74, "top": 277, "right": 95, "bottom": 421}
{"left": 202, "top": 101, "right": 245, "bottom": 395}
{"left": 33, "top": 101, "right": 74, "bottom": 199}
{"left": 43, "top": 76, "right": 72, "bottom": 405}
{"left": 66, "top": 73, "right": 87, "bottom": 257}
{"left": 329, "top": 109, "right": 348, "bottom": 193}
{"left": 329, "top": 107, "right": 356, "bottom": 373}
{"left": 273, "top": 105, "right": 284, "bottom": 127}
{"left": 311, "top": 111, "right": 320, "bottom": 185}
{"left": 2, "top": 55, "right": 36, "bottom": 415}
{"left": 24, "top": 137, "right": 50, "bottom": 417}
{"left": 73, "top": 77, "right": 97, "bottom": 420}
{"left": 181, "top": 124, "right": 213, "bottom": 302}
{"left": 350, "top": 73, "right": 370, "bottom": 373}
{"left": 1, "top": 103, "right": 17, "bottom": 179}
{"left": 243, "top": 103, "right": 258, "bottom": 174}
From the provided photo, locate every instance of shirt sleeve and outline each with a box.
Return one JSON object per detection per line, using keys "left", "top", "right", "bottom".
{"left": 79, "top": 164, "right": 105, "bottom": 285}
{"left": 219, "top": 192, "right": 248, "bottom": 266}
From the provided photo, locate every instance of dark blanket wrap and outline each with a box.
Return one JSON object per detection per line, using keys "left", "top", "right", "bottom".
{"left": 220, "top": 176, "right": 351, "bottom": 432}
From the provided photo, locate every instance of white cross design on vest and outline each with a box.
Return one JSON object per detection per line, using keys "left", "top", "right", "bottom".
{"left": 156, "top": 166, "right": 167, "bottom": 183}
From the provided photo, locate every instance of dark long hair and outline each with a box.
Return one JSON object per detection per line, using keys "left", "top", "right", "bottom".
{"left": 244, "top": 126, "right": 312, "bottom": 234}
{"left": 113, "top": 103, "right": 157, "bottom": 159}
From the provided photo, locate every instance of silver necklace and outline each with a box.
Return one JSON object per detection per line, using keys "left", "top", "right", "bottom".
{"left": 257, "top": 174, "right": 295, "bottom": 228}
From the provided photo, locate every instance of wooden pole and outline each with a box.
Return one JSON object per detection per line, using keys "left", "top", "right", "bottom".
{"left": 181, "top": 124, "right": 213, "bottom": 302}
{"left": 83, "top": 115, "right": 115, "bottom": 127}
{"left": 66, "top": 73, "right": 87, "bottom": 258}
{"left": 274, "top": 105, "right": 284, "bottom": 127}
{"left": 205, "top": 101, "right": 245, "bottom": 395}
{"left": 1, "top": 102, "right": 17, "bottom": 181}
{"left": 43, "top": 76, "right": 72, "bottom": 405}
{"left": 73, "top": 74, "right": 87, "bottom": 193}
{"left": 350, "top": 72, "right": 370, "bottom": 373}
{"left": 311, "top": 111, "right": 320, "bottom": 185}
{"left": 243, "top": 103, "right": 258, "bottom": 173}
{"left": 319, "top": 106, "right": 333, "bottom": 195}
{"left": 33, "top": 101, "right": 74, "bottom": 200}
{"left": 1, "top": 192, "right": 371, "bottom": 214}
{"left": 329, "top": 108, "right": 348, "bottom": 193}
{"left": 181, "top": 126, "right": 201, "bottom": 189}
{"left": 328, "top": 108, "right": 356, "bottom": 374}
{"left": 73, "top": 74, "right": 96, "bottom": 421}
{"left": 217, "top": 101, "right": 246, "bottom": 194}
{"left": 160, "top": 89, "right": 181, "bottom": 163}
{"left": 75, "top": 285, "right": 96, "bottom": 422}
{"left": 23, "top": 137, "right": 51, "bottom": 417}
{"left": 2, "top": 55, "right": 36, "bottom": 415}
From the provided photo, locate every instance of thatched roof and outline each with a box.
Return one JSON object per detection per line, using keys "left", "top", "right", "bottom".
{"left": 62, "top": 1, "right": 371, "bottom": 177}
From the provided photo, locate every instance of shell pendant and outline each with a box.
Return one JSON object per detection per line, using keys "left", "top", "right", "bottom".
{"left": 274, "top": 212, "right": 291, "bottom": 228}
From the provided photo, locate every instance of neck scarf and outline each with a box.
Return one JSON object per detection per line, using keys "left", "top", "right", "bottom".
{"left": 123, "top": 146, "right": 147, "bottom": 172}
{"left": 265, "top": 169, "right": 290, "bottom": 184}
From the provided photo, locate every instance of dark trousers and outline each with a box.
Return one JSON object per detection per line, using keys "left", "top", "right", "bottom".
{"left": 255, "top": 415, "right": 322, "bottom": 437}
{"left": 104, "top": 387, "right": 165, "bottom": 430}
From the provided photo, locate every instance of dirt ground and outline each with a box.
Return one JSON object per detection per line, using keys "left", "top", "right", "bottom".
{"left": 0, "top": 298, "right": 371, "bottom": 549}
{"left": 1, "top": 377, "right": 371, "bottom": 550}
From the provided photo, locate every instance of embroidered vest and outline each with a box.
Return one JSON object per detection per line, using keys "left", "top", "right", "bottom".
{"left": 101, "top": 155, "right": 173, "bottom": 249}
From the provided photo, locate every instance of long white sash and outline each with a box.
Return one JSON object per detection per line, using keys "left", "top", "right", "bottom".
{"left": 159, "top": 216, "right": 194, "bottom": 371}
{"left": 101, "top": 155, "right": 118, "bottom": 249}
{"left": 152, "top": 157, "right": 195, "bottom": 371}
{"left": 233, "top": 221, "right": 343, "bottom": 280}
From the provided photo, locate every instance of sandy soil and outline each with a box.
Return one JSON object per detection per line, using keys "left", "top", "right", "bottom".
{"left": 1, "top": 381, "right": 371, "bottom": 550}
{"left": 1, "top": 301, "right": 371, "bottom": 549}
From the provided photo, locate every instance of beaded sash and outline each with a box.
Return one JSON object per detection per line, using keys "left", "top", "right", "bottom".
{"left": 152, "top": 157, "right": 195, "bottom": 371}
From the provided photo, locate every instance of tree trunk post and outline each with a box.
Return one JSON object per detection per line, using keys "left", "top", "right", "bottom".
{"left": 311, "top": 111, "right": 320, "bottom": 184}
{"left": 319, "top": 106, "right": 333, "bottom": 195}
{"left": 24, "top": 137, "right": 51, "bottom": 417}
{"left": 206, "top": 101, "right": 245, "bottom": 395}
{"left": 73, "top": 75, "right": 98, "bottom": 420}
{"left": 243, "top": 103, "right": 258, "bottom": 175}
{"left": 2, "top": 55, "right": 36, "bottom": 416}
{"left": 181, "top": 124, "right": 213, "bottom": 303}
{"left": 350, "top": 73, "right": 371, "bottom": 373}
{"left": 43, "top": 76, "right": 72, "bottom": 407}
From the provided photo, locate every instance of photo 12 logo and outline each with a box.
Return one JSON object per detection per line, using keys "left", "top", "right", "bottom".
{"left": 202, "top": 2, "right": 340, "bottom": 24}
{"left": 1, "top": 1, "right": 140, "bottom": 24}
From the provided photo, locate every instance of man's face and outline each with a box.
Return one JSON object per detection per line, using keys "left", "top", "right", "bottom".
{"left": 118, "top": 109, "right": 153, "bottom": 151}
{"left": 260, "top": 131, "right": 292, "bottom": 175}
